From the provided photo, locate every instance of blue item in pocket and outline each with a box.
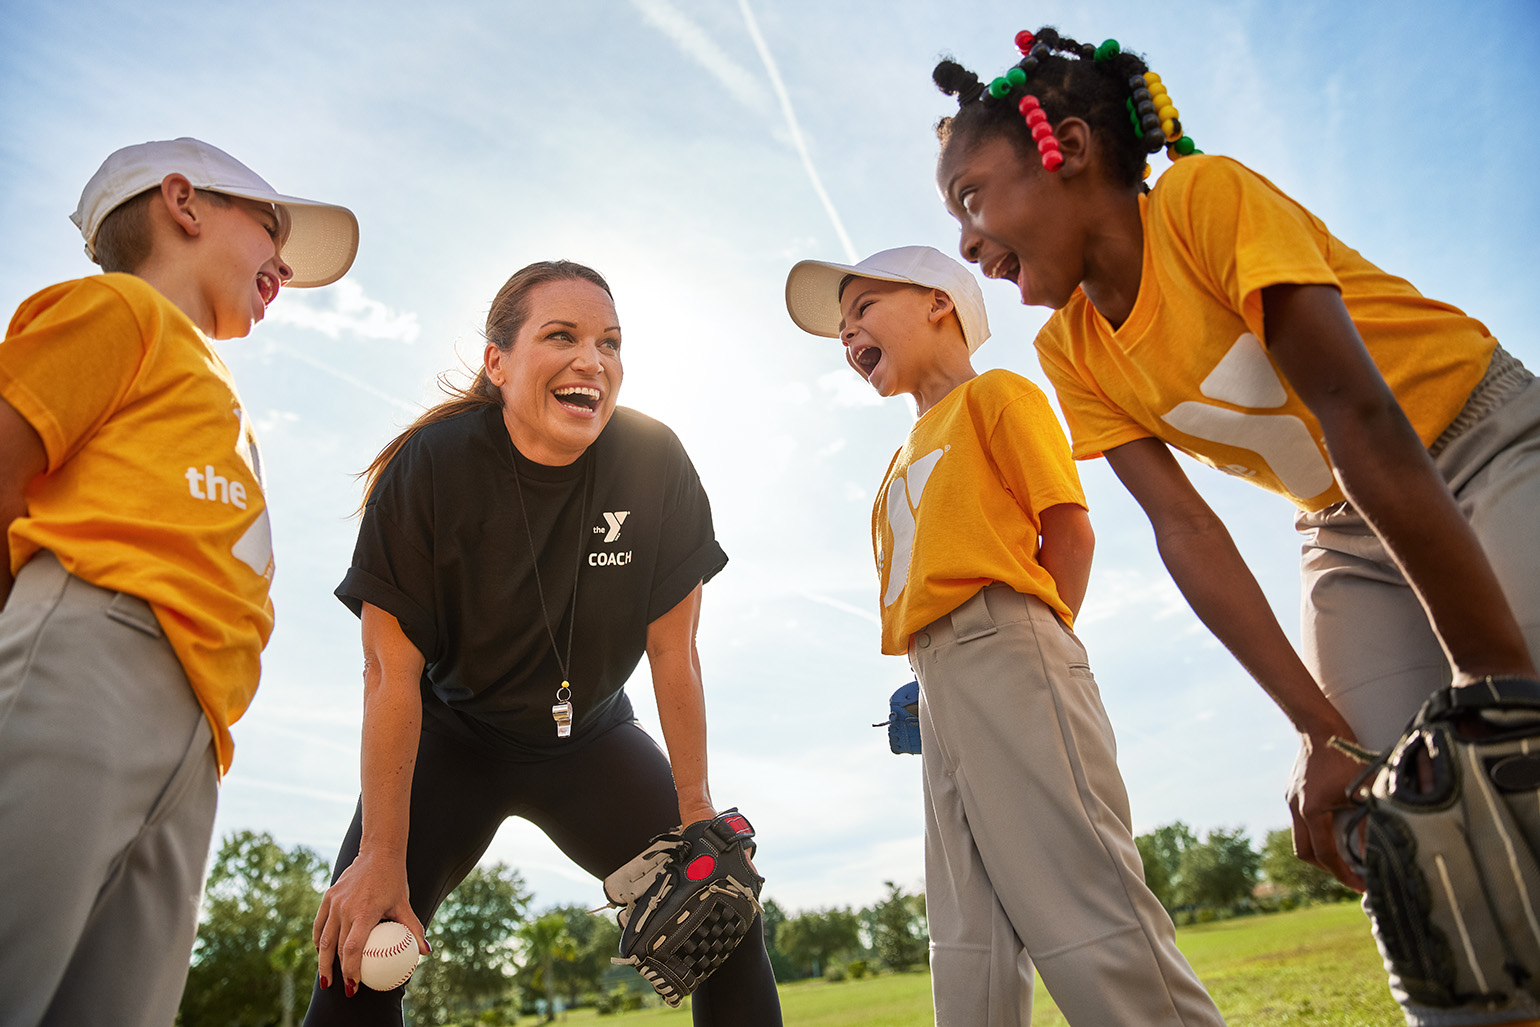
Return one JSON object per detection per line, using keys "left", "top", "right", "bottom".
{"left": 880, "top": 680, "right": 921, "bottom": 755}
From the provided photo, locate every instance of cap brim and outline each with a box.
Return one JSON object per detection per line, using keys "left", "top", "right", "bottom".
{"left": 785, "top": 259, "right": 926, "bottom": 339}
{"left": 219, "top": 187, "right": 359, "bottom": 288}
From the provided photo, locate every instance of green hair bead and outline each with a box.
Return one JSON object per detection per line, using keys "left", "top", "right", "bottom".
{"left": 1094, "top": 39, "right": 1121, "bottom": 62}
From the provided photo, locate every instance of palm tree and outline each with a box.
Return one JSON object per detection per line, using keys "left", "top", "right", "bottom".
{"left": 518, "top": 912, "right": 578, "bottom": 1022}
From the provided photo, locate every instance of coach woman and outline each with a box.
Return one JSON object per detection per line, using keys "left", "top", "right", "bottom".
{"left": 304, "top": 261, "right": 782, "bottom": 1025}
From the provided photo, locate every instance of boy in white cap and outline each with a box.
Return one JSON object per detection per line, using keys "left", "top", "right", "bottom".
{"left": 786, "top": 246, "right": 1224, "bottom": 1026}
{"left": 0, "top": 138, "right": 357, "bottom": 1026}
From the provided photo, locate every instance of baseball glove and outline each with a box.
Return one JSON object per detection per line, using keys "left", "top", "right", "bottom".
{"left": 873, "top": 680, "right": 921, "bottom": 754}
{"left": 602, "top": 808, "right": 763, "bottom": 1007}
{"left": 1343, "top": 676, "right": 1540, "bottom": 1011}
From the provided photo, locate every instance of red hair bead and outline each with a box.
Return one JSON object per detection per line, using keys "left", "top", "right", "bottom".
{"left": 1016, "top": 93, "right": 1062, "bottom": 172}
{"left": 1015, "top": 30, "right": 1036, "bottom": 54}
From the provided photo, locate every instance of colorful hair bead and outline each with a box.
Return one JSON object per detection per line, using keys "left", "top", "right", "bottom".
{"left": 1132, "top": 68, "right": 1200, "bottom": 158}
{"left": 1006, "top": 67, "right": 1027, "bottom": 88}
{"left": 1015, "top": 29, "right": 1035, "bottom": 54}
{"left": 1018, "top": 94, "right": 1063, "bottom": 172}
{"left": 988, "top": 76, "right": 1011, "bottom": 99}
{"left": 1094, "top": 38, "right": 1121, "bottom": 62}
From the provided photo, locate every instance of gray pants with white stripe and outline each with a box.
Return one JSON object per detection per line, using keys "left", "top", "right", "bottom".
{"left": 0, "top": 551, "right": 218, "bottom": 1027}
{"left": 910, "top": 584, "right": 1224, "bottom": 1026}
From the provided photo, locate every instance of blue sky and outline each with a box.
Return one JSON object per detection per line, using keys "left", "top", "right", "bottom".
{"left": 3, "top": 0, "right": 1537, "bottom": 915}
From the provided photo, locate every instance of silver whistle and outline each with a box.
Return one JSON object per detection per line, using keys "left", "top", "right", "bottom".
{"left": 552, "top": 700, "right": 573, "bottom": 738}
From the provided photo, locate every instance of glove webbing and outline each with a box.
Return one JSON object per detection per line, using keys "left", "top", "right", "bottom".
{"left": 612, "top": 879, "right": 757, "bottom": 1006}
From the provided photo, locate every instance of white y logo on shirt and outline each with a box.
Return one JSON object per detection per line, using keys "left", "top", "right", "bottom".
{"left": 1159, "top": 333, "right": 1334, "bottom": 499}
{"left": 883, "top": 447, "right": 946, "bottom": 608}
{"left": 601, "top": 511, "right": 630, "bottom": 543}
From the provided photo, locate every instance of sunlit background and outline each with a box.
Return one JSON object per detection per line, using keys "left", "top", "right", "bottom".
{"left": 3, "top": 0, "right": 1536, "bottom": 914}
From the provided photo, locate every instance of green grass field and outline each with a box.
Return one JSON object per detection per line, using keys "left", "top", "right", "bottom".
{"left": 498, "top": 900, "right": 1402, "bottom": 1026}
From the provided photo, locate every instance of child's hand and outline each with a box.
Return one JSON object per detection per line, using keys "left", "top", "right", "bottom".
{"left": 1286, "top": 731, "right": 1368, "bottom": 892}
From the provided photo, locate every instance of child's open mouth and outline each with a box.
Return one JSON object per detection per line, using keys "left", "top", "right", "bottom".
{"left": 256, "top": 272, "right": 279, "bottom": 307}
{"left": 985, "top": 253, "right": 1022, "bottom": 287}
{"left": 554, "top": 385, "right": 600, "bottom": 412}
{"left": 853, "top": 345, "right": 883, "bottom": 375}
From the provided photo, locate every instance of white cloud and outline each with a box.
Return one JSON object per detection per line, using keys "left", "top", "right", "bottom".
{"left": 1077, "top": 567, "right": 1190, "bottom": 626}
{"left": 269, "top": 280, "right": 421, "bottom": 343}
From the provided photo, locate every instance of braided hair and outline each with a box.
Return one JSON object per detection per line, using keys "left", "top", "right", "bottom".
{"left": 934, "top": 27, "right": 1197, "bottom": 190}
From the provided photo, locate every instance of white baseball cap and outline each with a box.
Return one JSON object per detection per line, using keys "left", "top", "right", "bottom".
{"left": 70, "top": 137, "right": 359, "bottom": 288}
{"left": 785, "top": 245, "right": 991, "bottom": 354}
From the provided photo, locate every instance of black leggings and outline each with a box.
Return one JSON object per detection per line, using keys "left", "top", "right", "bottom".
{"left": 302, "top": 719, "right": 782, "bottom": 1025}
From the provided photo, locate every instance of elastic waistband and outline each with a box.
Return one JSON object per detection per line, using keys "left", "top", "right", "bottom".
{"left": 1429, "top": 345, "right": 1533, "bottom": 457}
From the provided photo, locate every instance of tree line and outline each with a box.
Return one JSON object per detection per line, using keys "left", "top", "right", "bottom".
{"left": 176, "top": 822, "right": 1350, "bottom": 1025}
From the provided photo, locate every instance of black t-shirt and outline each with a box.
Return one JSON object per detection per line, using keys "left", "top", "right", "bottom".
{"left": 337, "top": 403, "right": 727, "bottom": 758}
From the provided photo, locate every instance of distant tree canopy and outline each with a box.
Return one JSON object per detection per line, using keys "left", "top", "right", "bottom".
{"left": 1176, "top": 826, "right": 1260, "bottom": 910}
{"left": 407, "top": 861, "right": 532, "bottom": 1024}
{"left": 1261, "top": 828, "right": 1357, "bottom": 903}
{"left": 178, "top": 830, "right": 329, "bottom": 1027}
{"left": 776, "top": 905, "right": 862, "bottom": 977}
{"left": 863, "top": 881, "right": 928, "bottom": 972}
{"left": 1136, "top": 821, "right": 1197, "bottom": 912}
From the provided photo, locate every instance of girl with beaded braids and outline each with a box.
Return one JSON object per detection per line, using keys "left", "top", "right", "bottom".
{"left": 934, "top": 27, "right": 1540, "bottom": 1027}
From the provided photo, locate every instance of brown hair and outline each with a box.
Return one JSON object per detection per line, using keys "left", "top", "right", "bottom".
{"left": 92, "top": 186, "right": 233, "bottom": 274}
{"left": 358, "top": 260, "right": 615, "bottom": 500}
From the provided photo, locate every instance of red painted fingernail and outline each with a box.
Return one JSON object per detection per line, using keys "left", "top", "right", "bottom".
{"left": 345, "top": 979, "right": 357, "bottom": 998}
{"left": 319, "top": 973, "right": 330, "bottom": 990}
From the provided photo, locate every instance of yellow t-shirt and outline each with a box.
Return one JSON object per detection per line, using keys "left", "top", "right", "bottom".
{"left": 1036, "top": 155, "right": 1496, "bottom": 512}
{"left": 0, "top": 274, "right": 275, "bottom": 773}
{"left": 872, "top": 369, "right": 1087, "bottom": 655}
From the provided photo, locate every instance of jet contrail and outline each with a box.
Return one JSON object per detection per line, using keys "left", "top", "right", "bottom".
{"left": 266, "top": 339, "right": 421, "bottom": 415}
{"left": 738, "top": 0, "right": 859, "bottom": 262}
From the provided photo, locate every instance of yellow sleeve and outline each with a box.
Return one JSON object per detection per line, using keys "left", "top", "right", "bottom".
{"left": 988, "top": 382, "right": 1087, "bottom": 518}
{"left": 0, "top": 278, "right": 149, "bottom": 472}
{"left": 1159, "top": 157, "right": 1341, "bottom": 342}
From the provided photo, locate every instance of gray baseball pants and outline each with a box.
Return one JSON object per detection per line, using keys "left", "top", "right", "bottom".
{"left": 0, "top": 550, "right": 218, "bottom": 1027}
{"left": 910, "top": 584, "right": 1225, "bottom": 1026}
{"left": 1299, "top": 347, "right": 1540, "bottom": 1026}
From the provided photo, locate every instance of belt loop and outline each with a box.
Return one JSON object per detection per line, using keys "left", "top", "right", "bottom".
{"left": 949, "top": 586, "right": 998, "bottom": 643}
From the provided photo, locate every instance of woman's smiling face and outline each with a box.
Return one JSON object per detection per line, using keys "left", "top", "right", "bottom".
{"left": 486, "top": 277, "right": 622, "bottom": 466}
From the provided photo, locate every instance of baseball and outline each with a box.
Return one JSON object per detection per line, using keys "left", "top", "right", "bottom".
{"left": 359, "top": 920, "right": 421, "bottom": 992}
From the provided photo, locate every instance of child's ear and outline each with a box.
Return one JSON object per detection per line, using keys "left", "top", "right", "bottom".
{"left": 158, "top": 174, "right": 202, "bottom": 239}
{"left": 1053, "top": 117, "right": 1093, "bottom": 179}
{"left": 927, "top": 288, "right": 956, "bottom": 326}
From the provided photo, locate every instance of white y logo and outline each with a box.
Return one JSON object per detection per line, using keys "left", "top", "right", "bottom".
{"left": 883, "top": 448, "right": 946, "bottom": 607}
{"left": 601, "top": 511, "right": 630, "bottom": 543}
{"left": 1160, "top": 333, "right": 1334, "bottom": 500}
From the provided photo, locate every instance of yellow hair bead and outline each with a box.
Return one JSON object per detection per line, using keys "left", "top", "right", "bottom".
{"left": 1142, "top": 162, "right": 1152, "bottom": 180}
{"left": 1163, "top": 120, "right": 1180, "bottom": 141}
{"left": 1144, "top": 71, "right": 1161, "bottom": 86}
{"left": 1157, "top": 105, "right": 1178, "bottom": 122}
